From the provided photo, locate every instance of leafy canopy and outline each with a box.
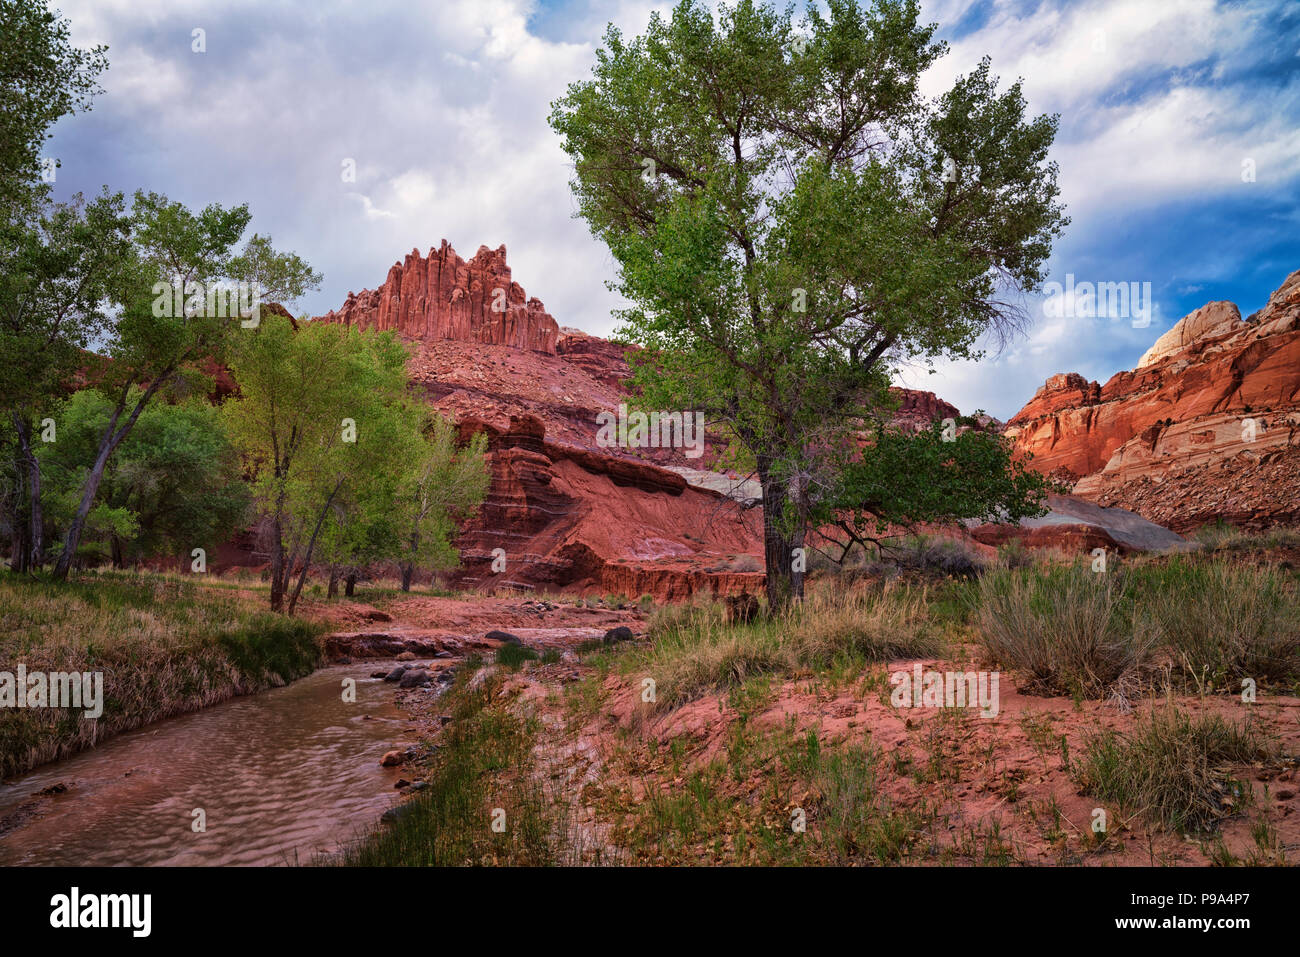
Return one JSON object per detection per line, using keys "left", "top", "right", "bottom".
{"left": 550, "top": 0, "right": 1065, "bottom": 595}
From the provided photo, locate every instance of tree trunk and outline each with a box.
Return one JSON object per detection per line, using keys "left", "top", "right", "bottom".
{"left": 401, "top": 529, "right": 419, "bottom": 592}
{"left": 286, "top": 479, "right": 344, "bottom": 616}
{"left": 757, "top": 462, "right": 804, "bottom": 611}
{"left": 9, "top": 444, "right": 29, "bottom": 573}
{"left": 52, "top": 376, "right": 169, "bottom": 581}
{"left": 269, "top": 515, "right": 286, "bottom": 613}
{"left": 327, "top": 567, "right": 339, "bottom": 599}
{"left": 344, "top": 573, "right": 356, "bottom": 597}
{"left": 12, "top": 415, "right": 42, "bottom": 571}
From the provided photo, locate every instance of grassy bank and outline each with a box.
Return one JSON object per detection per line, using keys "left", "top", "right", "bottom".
{"left": 332, "top": 665, "right": 584, "bottom": 866}
{"left": 337, "top": 541, "right": 1298, "bottom": 866}
{"left": 0, "top": 570, "right": 323, "bottom": 779}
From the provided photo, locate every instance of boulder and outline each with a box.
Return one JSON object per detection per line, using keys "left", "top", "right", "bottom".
{"left": 602, "top": 625, "right": 635, "bottom": 644}
{"left": 398, "top": 668, "right": 430, "bottom": 688}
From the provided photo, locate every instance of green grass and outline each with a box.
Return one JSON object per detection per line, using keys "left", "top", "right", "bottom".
{"left": 495, "top": 643, "right": 540, "bottom": 669}
{"left": 614, "top": 717, "right": 934, "bottom": 865}
{"left": 0, "top": 570, "right": 323, "bottom": 779}
{"left": 334, "top": 668, "right": 581, "bottom": 866}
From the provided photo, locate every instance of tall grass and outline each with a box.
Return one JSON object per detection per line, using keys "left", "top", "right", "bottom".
{"left": 632, "top": 583, "right": 943, "bottom": 709}
{"left": 976, "top": 559, "right": 1300, "bottom": 698}
{"left": 0, "top": 571, "right": 322, "bottom": 778}
{"left": 977, "top": 565, "right": 1155, "bottom": 697}
{"left": 334, "top": 669, "right": 583, "bottom": 866}
{"left": 1138, "top": 561, "right": 1300, "bottom": 692}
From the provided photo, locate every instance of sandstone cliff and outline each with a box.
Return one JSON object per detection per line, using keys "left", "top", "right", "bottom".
{"left": 1005, "top": 269, "right": 1300, "bottom": 530}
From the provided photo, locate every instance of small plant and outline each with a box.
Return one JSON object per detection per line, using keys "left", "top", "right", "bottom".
{"left": 496, "top": 643, "right": 540, "bottom": 669}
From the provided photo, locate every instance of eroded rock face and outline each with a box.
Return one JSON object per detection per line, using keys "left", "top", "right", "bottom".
{"left": 1006, "top": 269, "right": 1300, "bottom": 528}
{"left": 316, "top": 241, "right": 560, "bottom": 353}
{"left": 449, "top": 415, "right": 764, "bottom": 599}
{"left": 1137, "top": 301, "right": 1241, "bottom": 368}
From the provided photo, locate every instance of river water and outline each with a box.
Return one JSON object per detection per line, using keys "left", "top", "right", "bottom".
{"left": 0, "top": 664, "right": 413, "bottom": 866}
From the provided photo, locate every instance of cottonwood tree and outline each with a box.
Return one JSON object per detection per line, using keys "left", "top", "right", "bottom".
{"left": 48, "top": 191, "right": 320, "bottom": 580}
{"left": 0, "top": 191, "right": 131, "bottom": 570}
{"left": 550, "top": 0, "right": 1066, "bottom": 607}
{"left": 223, "top": 315, "right": 410, "bottom": 614}
{"left": 315, "top": 401, "right": 415, "bottom": 598}
{"left": 0, "top": 0, "right": 113, "bottom": 570}
{"left": 0, "top": 0, "right": 106, "bottom": 223}
{"left": 39, "top": 388, "right": 248, "bottom": 568}
{"left": 395, "top": 412, "right": 488, "bottom": 592}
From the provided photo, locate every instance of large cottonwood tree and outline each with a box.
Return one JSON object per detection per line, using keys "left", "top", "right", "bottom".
{"left": 550, "top": 0, "right": 1066, "bottom": 607}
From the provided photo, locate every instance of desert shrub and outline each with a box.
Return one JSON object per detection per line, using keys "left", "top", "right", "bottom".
{"left": 1076, "top": 707, "right": 1272, "bottom": 833}
{"left": 884, "top": 535, "right": 986, "bottom": 579}
{"left": 976, "top": 565, "right": 1155, "bottom": 697}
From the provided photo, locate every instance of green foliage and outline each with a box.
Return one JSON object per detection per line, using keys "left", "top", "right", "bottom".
{"left": 0, "top": 0, "right": 107, "bottom": 220}
{"left": 821, "top": 416, "right": 1051, "bottom": 536}
{"left": 222, "top": 314, "right": 410, "bottom": 612}
{"left": 37, "top": 388, "right": 249, "bottom": 565}
{"left": 41, "top": 189, "right": 320, "bottom": 578}
{"left": 393, "top": 412, "right": 489, "bottom": 589}
{"left": 550, "top": 0, "right": 1067, "bottom": 604}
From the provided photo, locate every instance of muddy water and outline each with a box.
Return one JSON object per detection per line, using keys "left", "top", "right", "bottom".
{"left": 0, "top": 664, "right": 413, "bottom": 866}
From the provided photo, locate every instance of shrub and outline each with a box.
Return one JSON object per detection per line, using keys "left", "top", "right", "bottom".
{"left": 976, "top": 565, "right": 1155, "bottom": 697}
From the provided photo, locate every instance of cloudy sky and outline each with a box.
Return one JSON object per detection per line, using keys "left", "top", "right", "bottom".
{"left": 45, "top": 0, "right": 1300, "bottom": 419}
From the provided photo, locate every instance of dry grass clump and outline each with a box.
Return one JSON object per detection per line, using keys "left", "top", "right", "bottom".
{"left": 1076, "top": 706, "right": 1272, "bottom": 833}
{"left": 976, "top": 565, "right": 1156, "bottom": 698}
{"left": 976, "top": 559, "right": 1300, "bottom": 699}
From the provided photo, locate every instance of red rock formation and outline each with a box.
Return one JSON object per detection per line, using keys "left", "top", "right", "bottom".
{"left": 1006, "top": 269, "right": 1300, "bottom": 528}
{"left": 890, "top": 388, "right": 959, "bottom": 431}
{"left": 316, "top": 241, "right": 560, "bottom": 353}
{"left": 449, "top": 415, "right": 763, "bottom": 598}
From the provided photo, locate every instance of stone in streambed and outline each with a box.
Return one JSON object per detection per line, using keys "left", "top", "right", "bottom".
{"left": 398, "top": 668, "right": 430, "bottom": 688}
